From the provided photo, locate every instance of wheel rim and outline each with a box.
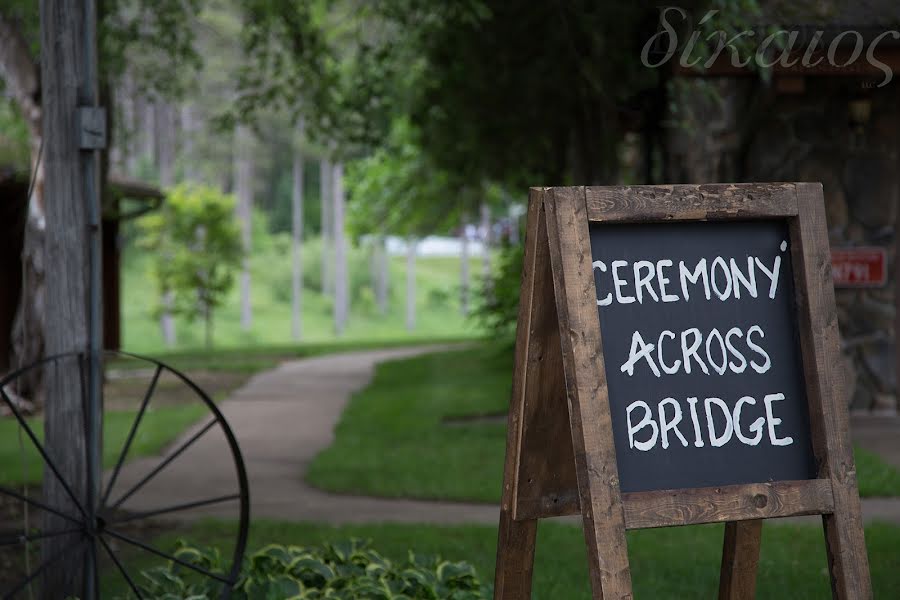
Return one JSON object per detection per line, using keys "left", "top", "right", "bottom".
{"left": 0, "top": 351, "right": 250, "bottom": 599}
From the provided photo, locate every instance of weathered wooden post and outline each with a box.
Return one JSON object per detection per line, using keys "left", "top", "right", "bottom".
{"left": 40, "top": 0, "right": 104, "bottom": 596}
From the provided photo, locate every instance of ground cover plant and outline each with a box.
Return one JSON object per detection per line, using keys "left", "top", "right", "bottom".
{"left": 308, "top": 344, "right": 900, "bottom": 501}
{"left": 102, "top": 519, "right": 900, "bottom": 599}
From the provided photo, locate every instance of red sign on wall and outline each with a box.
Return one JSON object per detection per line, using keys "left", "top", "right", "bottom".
{"left": 831, "top": 247, "right": 888, "bottom": 287}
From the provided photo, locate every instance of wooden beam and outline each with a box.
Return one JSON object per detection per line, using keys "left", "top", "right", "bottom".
{"left": 622, "top": 479, "right": 834, "bottom": 530}
{"left": 718, "top": 520, "right": 763, "bottom": 600}
{"left": 585, "top": 183, "right": 799, "bottom": 223}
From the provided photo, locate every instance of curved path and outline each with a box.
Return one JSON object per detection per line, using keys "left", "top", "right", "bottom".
{"left": 110, "top": 346, "right": 900, "bottom": 525}
{"left": 110, "top": 345, "right": 498, "bottom": 524}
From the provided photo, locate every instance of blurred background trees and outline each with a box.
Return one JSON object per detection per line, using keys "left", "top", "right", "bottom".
{"left": 1, "top": 0, "right": 730, "bottom": 354}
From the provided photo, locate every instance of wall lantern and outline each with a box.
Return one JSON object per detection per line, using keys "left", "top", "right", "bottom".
{"left": 848, "top": 95, "right": 872, "bottom": 134}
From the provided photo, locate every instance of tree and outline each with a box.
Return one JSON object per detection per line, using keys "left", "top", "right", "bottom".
{"left": 0, "top": 0, "right": 202, "bottom": 374}
{"left": 138, "top": 184, "right": 242, "bottom": 348}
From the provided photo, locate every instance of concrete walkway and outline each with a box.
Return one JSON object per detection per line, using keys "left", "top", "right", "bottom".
{"left": 108, "top": 346, "right": 900, "bottom": 526}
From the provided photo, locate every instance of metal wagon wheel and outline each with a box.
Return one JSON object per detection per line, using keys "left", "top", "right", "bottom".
{"left": 0, "top": 350, "right": 250, "bottom": 599}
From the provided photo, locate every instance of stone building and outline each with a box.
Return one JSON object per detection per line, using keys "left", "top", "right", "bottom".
{"left": 664, "top": 3, "right": 900, "bottom": 412}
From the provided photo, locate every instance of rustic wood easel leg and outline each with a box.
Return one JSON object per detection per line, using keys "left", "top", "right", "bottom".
{"left": 718, "top": 519, "right": 762, "bottom": 600}
{"left": 493, "top": 188, "right": 546, "bottom": 600}
{"left": 494, "top": 511, "right": 538, "bottom": 599}
{"left": 545, "top": 188, "right": 633, "bottom": 599}
{"left": 791, "top": 183, "right": 872, "bottom": 599}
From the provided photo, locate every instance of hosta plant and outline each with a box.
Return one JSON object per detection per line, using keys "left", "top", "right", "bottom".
{"left": 124, "top": 538, "right": 489, "bottom": 599}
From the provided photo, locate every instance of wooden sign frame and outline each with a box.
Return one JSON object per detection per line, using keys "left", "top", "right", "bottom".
{"left": 494, "top": 184, "right": 871, "bottom": 599}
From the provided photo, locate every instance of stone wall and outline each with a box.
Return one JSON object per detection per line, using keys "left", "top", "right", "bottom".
{"left": 666, "top": 77, "right": 900, "bottom": 412}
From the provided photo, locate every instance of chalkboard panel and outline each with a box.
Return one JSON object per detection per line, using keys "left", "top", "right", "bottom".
{"left": 590, "top": 220, "right": 816, "bottom": 493}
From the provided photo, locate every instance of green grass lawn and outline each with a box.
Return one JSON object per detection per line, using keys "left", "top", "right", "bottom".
{"left": 307, "top": 344, "right": 511, "bottom": 501}
{"left": 101, "top": 519, "right": 900, "bottom": 598}
{"left": 0, "top": 405, "right": 207, "bottom": 487}
{"left": 307, "top": 344, "right": 900, "bottom": 501}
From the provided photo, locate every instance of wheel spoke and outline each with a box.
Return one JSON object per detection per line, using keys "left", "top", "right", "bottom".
{"left": 103, "top": 528, "right": 231, "bottom": 585}
{"left": 0, "top": 388, "right": 87, "bottom": 519}
{"left": 108, "top": 418, "right": 216, "bottom": 512}
{"left": 97, "top": 534, "right": 144, "bottom": 600}
{"left": 101, "top": 365, "right": 162, "bottom": 510}
{"left": 2, "top": 534, "right": 84, "bottom": 600}
{"left": 0, "top": 526, "right": 83, "bottom": 547}
{"left": 108, "top": 493, "right": 240, "bottom": 525}
{"left": 0, "top": 485, "right": 81, "bottom": 525}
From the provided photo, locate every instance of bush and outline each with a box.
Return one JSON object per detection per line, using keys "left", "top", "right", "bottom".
{"left": 472, "top": 242, "right": 522, "bottom": 338}
{"left": 126, "top": 539, "right": 489, "bottom": 599}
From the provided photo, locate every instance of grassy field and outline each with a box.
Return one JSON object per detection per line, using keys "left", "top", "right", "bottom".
{"left": 0, "top": 405, "right": 206, "bottom": 487}
{"left": 121, "top": 234, "right": 483, "bottom": 354}
{"left": 100, "top": 519, "right": 900, "bottom": 598}
{"left": 308, "top": 344, "right": 900, "bottom": 501}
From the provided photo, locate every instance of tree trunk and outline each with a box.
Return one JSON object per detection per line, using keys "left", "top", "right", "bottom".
{"left": 180, "top": 103, "right": 199, "bottom": 182}
{"left": 371, "top": 235, "right": 389, "bottom": 315}
{"left": 319, "top": 157, "right": 333, "bottom": 296}
{"left": 234, "top": 124, "right": 253, "bottom": 331}
{"left": 480, "top": 201, "right": 493, "bottom": 299}
{"left": 460, "top": 216, "right": 470, "bottom": 316}
{"left": 1, "top": 10, "right": 45, "bottom": 393}
{"left": 138, "top": 93, "right": 155, "bottom": 164}
{"left": 291, "top": 121, "right": 305, "bottom": 341}
{"left": 332, "top": 162, "right": 348, "bottom": 335}
{"left": 406, "top": 238, "right": 417, "bottom": 331}
{"left": 40, "top": 0, "right": 100, "bottom": 594}
{"left": 204, "top": 303, "right": 213, "bottom": 349}
{"left": 377, "top": 236, "right": 389, "bottom": 315}
{"left": 156, "top": 101, "right": 176, "bottom": 187}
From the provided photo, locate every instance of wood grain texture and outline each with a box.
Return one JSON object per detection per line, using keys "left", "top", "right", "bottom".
{"left": 493, "top": 188, "right": 543, "bottom": 600}
{"left": 789, "top": 183, "right": 872, "bottom": 599}
{"left": 513, "top": 197, "right": 579, "bottom": 521}
{"left": 41, "top": 0, "right": 94, "bottom": 594}
{"left": 544, "top": 187, "right": 632, "bottom": 599}
{"left": 585, "top": 183, "right": 799, "bottom": 222}
{"left": 622, "top": 479, "right": 834, "bottom": 529}
{"left": 718, "top": 520, "right": 763, "bottom": 600}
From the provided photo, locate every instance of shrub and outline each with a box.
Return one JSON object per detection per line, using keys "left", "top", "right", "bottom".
{"left": 472, "top": 242, "right": 522, "bottom": 338}
{"left": 125, "top": 539, "right": 489, "bottom": 599}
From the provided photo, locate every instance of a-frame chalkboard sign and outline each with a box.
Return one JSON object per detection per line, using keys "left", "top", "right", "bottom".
{"left": 494, "top": 184, "right": 871, "bottom": 599}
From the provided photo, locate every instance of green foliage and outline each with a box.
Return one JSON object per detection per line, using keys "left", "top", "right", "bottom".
{"left": 0, "top": 97, "right": 31, "bottom": 169}
{"left": 127, "top": 539, "right": 489, "bottom": 599}
{"left": 471, "top": 243, "right": 522, "bottom": 338}
{"left": 136, "top": 184, "right": 242, "bottom": 347}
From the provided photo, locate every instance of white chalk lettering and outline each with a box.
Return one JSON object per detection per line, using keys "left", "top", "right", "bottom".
{"left": 733, "top": 396, "right": 765, "bottom": 445}
{"left": 705, "top": 397, "right": 734, "bottom": 447}
{"left": 705, "top": 328, "right": 728, "bottom": 375}
{"left": 612, "top": 260, "right": 636, "bottom": 304}
{"left": 725, "top": 327, "right": 748, "bottom": 374}
{"left": 620, "top": 331, "right": 660, "bottom": 377}
{"left": 593, "top": 260, "right": 612, "bottom": 306}
{"left": 679, "top": 258, "right": 711, "bottom": 301}
{"left": 681, "top": 328, "right": 709, "bottom": 375}
{"left": 658, "top": 397, "right": 688, "bottom": 449}
{"left": 710, "top": 256, "right": 733, "bottom": 300}
{"left": 656, "top": 259, "right": 679, "bottom": 302}
{"left": 627, "top": 400, "right": 659, "bottom": 451}
{"left": 634, "top": 260, "right": 660, "bottom": 304}
{"left": 730, "top": 256, "right": 758, "bottom": 299}
{"left": 657, "top": 330, "right": 681, "bottom": 374}
{"left": 764, "top": 393, "right": 794, "bottom": 446}
{"left": 746, "top": 325, "right": 772, "bottom": 373}
{"left": 686, "top": 396, "right": 704, "bottom": 447}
